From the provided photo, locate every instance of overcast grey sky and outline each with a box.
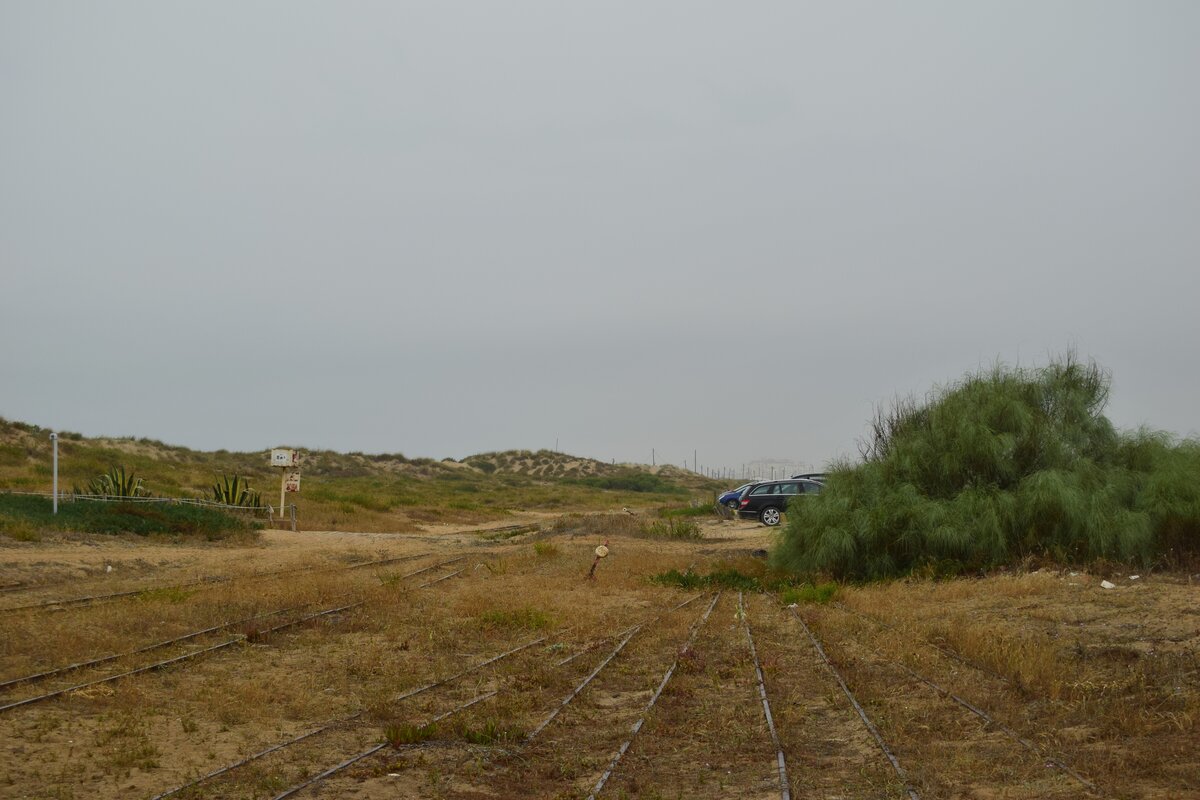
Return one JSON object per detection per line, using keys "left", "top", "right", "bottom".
{"left": 2, "top": 2, "right": 1197, "bottom": 474}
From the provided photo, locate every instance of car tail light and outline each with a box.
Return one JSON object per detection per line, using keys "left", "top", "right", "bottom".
{"left": 739, "top": 498, "right": 749, "bottom": 507}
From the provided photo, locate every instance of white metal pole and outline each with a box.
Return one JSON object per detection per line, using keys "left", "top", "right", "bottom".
{"left": 50, "top": 432, "right": 58, "bottom": 514}
{"left": 279, "top": 470, "right": 286, "bottom": 521}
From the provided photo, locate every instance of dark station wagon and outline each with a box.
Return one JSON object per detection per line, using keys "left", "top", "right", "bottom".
{"left": 735, "top": 478, "right": 823, "bottom": 526}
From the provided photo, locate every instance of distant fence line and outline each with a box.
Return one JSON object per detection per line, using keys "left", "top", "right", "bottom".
{"left": 0, "top": 491, "right": 297, "bottom": 530}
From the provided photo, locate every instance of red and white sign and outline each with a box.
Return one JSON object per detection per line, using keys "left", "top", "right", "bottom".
{"left": 284, "top": 471, "right": 301, "bottom": 493}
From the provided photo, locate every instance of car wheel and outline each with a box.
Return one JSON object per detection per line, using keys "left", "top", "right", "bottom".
{"left": 760, "top": 507, "right": 781, "bottom": 526}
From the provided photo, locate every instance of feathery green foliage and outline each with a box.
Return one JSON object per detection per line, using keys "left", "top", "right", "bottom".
{"left": 774, "top": 356, "right": 1200, "bottom": 579}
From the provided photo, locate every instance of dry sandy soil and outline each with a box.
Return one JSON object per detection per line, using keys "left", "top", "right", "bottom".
{"left": 0, "top": 514, "right": 1196, "bottom": 799}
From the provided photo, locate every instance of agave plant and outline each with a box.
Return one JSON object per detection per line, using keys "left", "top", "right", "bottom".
{"left": 85, "top": 465, "right": 147, "bottom": 498}
{"left": 212, "top": 474, "right": 262, "bottom": 508}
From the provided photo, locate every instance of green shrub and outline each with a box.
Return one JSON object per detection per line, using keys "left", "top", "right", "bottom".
{"left": 211, "top": 474, "right": 262, "bottom": 508}
{"left": 773, "top": 356, "right": 1200, "bottom": 580}
{"left": 0, "top": 514, "right": 40, "bottom": 542}
{"left": 80, "top": 465, "right": 147, "bottom": 498}
{"left": 0, "top": 494, "right": 258, "bottom": 539}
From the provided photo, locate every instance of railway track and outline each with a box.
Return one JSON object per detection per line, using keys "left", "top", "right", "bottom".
{"left": 0, "top": 550, "right": 435, "bottom": 614}
{"left": 142, "top": 560, "right": 560, "bottom": 798}
{"left": 270, "top": 690, "right": 500, "bottom": 800}
{"left": 740, "top": 592, "right": 791, "bottom": 800}
{"left": 0, "top": 601, "right": 361, "bottom": 715}
{"left": 199, "top": 593, "right": 711, "bottom": 800}
{"left": 0, "top": 555, "right": 467, "bottom": 716}
{"left": 789, "top": 605, "right": 920, "bottom": 799}
{"left": 584, "top": 593, "right": 798, "bottom": 799}
{"left": 826, "top": 602, "right": 1102, "bottom": 794}
{"left": 147, "top": 632, "right": 552, "bottom": 799}
{"left": 585, "top": 593, "right": 721, "bottom": 799}
{"left": 0, "top": 599, "right": 316, "bottom": 692}
{"left": 0, "top": 520, "right": 535, "bottom": 614}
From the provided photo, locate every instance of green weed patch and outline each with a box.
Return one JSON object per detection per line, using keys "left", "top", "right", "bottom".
{"left": 457, "top": 718, "right": 524, "bottom": 746}
{"left": 385, "top": 722, "right": 438, "bottom": 747}
{"left": 652, "top": 568, "right": 763, "bottom": 591}
{"left": 779, "top": 582, "right": 838, "bottom": 605}
{"left": 478, "top": 607, "right": 553, "bottom": 630}
{"left": 0, "top": 494, "right": 259, "bottom": 540}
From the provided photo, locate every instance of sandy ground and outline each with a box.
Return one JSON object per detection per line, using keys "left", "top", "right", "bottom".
{"left": 0, "top": 513, "right": 1194, "bottom": 800}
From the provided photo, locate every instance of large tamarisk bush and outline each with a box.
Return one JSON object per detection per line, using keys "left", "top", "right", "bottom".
{"left": 773, "top": 355, "right": 1200, "bottom": 580}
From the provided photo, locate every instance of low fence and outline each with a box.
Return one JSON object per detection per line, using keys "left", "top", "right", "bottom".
{"left": 0, "top": 491, "right": 298, "bottom": 531}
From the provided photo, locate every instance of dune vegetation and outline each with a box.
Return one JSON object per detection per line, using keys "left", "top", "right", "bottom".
{"left": 0, "top": 419, "right": 719, "bottom": 535}
{"left": 774, "top": 356, "right": 1200, "bottom": 580}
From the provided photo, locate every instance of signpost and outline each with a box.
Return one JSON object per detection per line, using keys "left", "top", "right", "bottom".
{"left": 50, "top": 432, "right": 58, "bottom": 515}
{"left": 271, "top": 449, "right": 301, "bottom": 527}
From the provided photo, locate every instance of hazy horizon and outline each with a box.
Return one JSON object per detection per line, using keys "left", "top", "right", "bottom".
{"left": 4, "top": 2, "right": 1197, "bottom": 476}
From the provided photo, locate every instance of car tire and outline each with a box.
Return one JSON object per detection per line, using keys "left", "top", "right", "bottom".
{"left": 760, "top": 507, "right": 781, "bottom": 526}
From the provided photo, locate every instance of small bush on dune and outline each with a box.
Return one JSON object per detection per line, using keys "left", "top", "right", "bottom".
{"left": 637, "top": 518, "right": 702, "bottom": 540}
{"left": 567, "top": 470, "right": 684, "bottom": 494}
{"left": 774, "top": 356, "right": 1200, "bottom": 580}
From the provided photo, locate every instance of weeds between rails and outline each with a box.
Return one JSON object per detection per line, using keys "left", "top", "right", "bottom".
{"left": 150, "top": 593, "right": 707, "bottom": 799}
{"left": 261, "top": 596, "right": 709, "bottom": 799}
{"left": 294, "top": 592, "right": 908, "bottom": 800}
{"left": 0, "top": 556, "right": 463, "bottom": 694}
{"left": 789, "top": 607, "right": 921, "bottom": 800}
{"left": 739, "top": 592, "right": 791, "bottom": 800}
{"left": 826, "top": 603, "right": 1104, "bottom": 793}
{"left": 149, "top": 611, "right": 557, "bottom": 799}
{"left": 0, "top": 600, "right": 315, "bottom": 691}
{"left": 585, "top": 593, "right": 721, "bottom": 800}
{"left": 0, "top": 556, "right": 467, "bottom": 717}
{"left": 586, "top": 592, "right": 910, "bottom": 800}
{"left": 0, "top": 521, "right": 534, "bottom": 614}
{"left": 868, "top": 643, "right": 1100, "bottom": 793}
{"left": 0, "top": 550, "right": 432, "bottom": 614}
{"left": 289, "top": 595, "right": 708, "bottom": 798}
{"left": 270, "top": 691, "right": 500, "bottom": 800}
{"left": 0, "top": 602, "right": 362, "bottom": 715}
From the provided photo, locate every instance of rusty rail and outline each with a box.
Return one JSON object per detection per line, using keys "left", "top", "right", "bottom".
{"left": 0, "top": 601, "right": 360, "bottom": 715}
{"left": 586, "top": 593, "right": 721, "bottom": 799}
{"left": 790, "top": 607, "right": 920, "bottom": 800}
{"left": 740, "top": 593, "right": 791, "bottom": 800}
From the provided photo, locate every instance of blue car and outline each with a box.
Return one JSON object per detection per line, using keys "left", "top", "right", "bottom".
{"left": 718, "top": 482, "right": 760, "bottom": 510}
